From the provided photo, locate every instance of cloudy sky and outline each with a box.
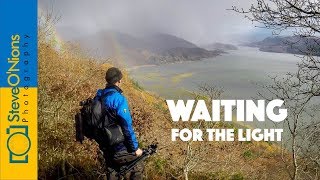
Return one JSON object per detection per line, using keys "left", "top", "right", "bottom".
{"left": 39, "top": 0, "right": 271, "bottom": 45}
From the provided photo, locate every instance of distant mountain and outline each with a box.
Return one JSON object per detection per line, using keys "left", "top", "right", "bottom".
{"left": 203, "top": 43, "right": 238, "bottom": 51}
{"left": 70, "top": 31, "right": 222, "bottom": 66}
{"left": 72, "top": 30, "right": 148, "bottom": 58}
{"left": 246, "top": 36, "right": 320, "bottom": 56}
{"left": 149, "top": 47, "right": 223, "bottom": 64}
{"left": 143, "top": 33, "right": 198, "bottom": 53}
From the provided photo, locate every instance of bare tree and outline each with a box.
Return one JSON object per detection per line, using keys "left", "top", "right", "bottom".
{"left": 176, "top": 84, "right": 224, "bottom": 180}
{"left": 232, "top": 0, "right": 320, "bottom": 179}
{"left": 38, "top": 5, "right": 61, "bottom": 44}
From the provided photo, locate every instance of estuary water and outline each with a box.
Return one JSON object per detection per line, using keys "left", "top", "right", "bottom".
{"left": 128, "top": 46, "right": 299, "bottom": 100}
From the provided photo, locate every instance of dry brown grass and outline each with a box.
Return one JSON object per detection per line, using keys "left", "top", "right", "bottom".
{"left": 38, "top": 38, "right": 293, "bottom": 179}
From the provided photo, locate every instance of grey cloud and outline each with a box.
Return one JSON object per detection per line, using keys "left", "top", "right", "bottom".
{"left": 39, "top": 0, "right": 265, "bottom": 44}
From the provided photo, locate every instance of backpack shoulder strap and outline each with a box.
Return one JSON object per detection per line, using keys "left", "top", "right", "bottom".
{"left": 99, "top": 90, "right": 117, "bottom": 128}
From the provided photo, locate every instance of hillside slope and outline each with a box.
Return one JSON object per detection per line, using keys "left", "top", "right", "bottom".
{"left": 38, "top": 40, "right": 291, "bottom": 179}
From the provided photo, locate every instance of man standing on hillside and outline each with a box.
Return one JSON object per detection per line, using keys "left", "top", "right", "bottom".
{"left": 95, "top": 67, "right": 143, "bottom": 180}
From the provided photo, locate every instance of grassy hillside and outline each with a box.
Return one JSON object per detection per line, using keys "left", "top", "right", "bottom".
{"left": 38, "top": 37, "right": 292, "bottom": 179}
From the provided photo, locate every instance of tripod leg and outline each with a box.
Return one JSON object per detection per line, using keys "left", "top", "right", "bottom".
{"left": 129, "top": 161, "right": 144, "bottom": 180}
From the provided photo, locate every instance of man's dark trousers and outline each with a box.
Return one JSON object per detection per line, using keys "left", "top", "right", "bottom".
{"left": 106, "top": 150, "right": 144, "bottom": 180}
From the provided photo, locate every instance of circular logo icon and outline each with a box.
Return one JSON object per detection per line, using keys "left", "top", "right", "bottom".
{"left": 7, "top": 132, "right": 31, "bottom": 156}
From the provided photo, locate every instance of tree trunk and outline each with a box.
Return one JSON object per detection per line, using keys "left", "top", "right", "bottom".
{"left": 292, "top": 134, "right": 298, "bottom": 180}
{"left": 184, "top": 169, "right": 188, "bottom": 180}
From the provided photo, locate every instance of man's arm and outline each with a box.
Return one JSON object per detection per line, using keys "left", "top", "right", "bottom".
{"left": 116, "top": 95, "right": 139, "bottom": 152}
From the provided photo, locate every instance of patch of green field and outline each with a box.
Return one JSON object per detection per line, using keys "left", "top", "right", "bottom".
{"left": 171, "top": 72, "right": 194, "bottom": 83}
